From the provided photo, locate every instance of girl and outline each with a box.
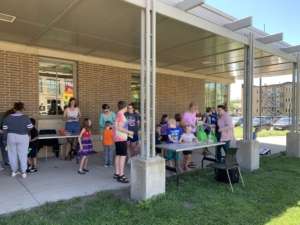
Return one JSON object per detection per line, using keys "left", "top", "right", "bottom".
{"left": 114, "top": 101, "right": 133, "bottom": 183}
{"left": 180, "top": 125, "right": 199, "bottom": 171}
{"left": 78, "top": 118, "right": 93, "bottom": 174}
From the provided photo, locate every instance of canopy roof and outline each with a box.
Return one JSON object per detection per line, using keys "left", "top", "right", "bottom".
{"left": 0, "top": 0, "right": 296, "bottom": 82}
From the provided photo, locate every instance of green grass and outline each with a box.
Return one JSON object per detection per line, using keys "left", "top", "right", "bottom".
{"left": 1, "top": 155, "right": 300, "bottom": 225}
{"left": 234, "top": 127, "right": 289, "bottom": 139}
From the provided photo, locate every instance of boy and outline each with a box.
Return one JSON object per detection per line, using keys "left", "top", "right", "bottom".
{"left": 103, "top": 121, "right": 114, "bottom": 167}
{"left": 166, "top": 118, "right": 183, "bottom": 167}
{"left": 27, "top": 118, "right": 39, "bottom": 173}
{"left": 125, "top": 103, "right": 140, "bottom": 162}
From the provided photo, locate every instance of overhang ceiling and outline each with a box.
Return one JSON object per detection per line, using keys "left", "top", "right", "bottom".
{"left": 0, "top": 0, "right": 293, "bottom": 81}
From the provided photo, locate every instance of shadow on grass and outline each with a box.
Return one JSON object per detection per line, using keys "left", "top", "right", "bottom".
{"left": 0, "top": 155, "right": 300, "bottom": 225}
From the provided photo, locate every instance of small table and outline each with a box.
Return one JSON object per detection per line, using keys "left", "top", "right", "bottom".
{"left": 35, "top": 134, "right": 79, "bottom": 160}
{"left": 156, "top": 142, "right": 225, "bottom": 187}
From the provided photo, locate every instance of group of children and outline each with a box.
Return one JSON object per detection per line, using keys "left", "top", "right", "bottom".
{"left": 156, "top": 108, "right": 219, "bottom": 171}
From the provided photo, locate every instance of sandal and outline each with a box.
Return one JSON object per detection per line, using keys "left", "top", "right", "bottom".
{"left": 117, "top": 175, "right": 129, "bottom": 183}
{"left": 113, "top": 173, "right": 119, "bottom": 179}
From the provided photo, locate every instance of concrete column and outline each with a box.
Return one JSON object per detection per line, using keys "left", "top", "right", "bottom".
{"left": 287, "top": 61, "right": 300, "bottom": 157}
{"left": 239, "top": 33, "right": 259, "bottom": 171}
{"left": 131, "top": 1, "right": 165, "bottom": 201}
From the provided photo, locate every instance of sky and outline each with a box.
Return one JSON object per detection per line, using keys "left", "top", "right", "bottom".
{"left": 205, "top": 0, "right": 299, "bottom": 100}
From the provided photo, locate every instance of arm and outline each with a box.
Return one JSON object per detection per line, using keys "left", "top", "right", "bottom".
{"left": 179, "top": 135, "right": 184, "bottom": 143}
{"left": 168, "top": 135, "right": 175, "bottom": 143}
{"left": 99, "top": 113, "right": 105, "bottom": 132}
{"left": 78, "top": 128, "right": 86, "bottom": 150}
{"left": 219, "top": 116, "right": 233, "bottom": 132}
{"left": 63, "top": 108, "right": 68, "bottom": 121}
{"left": 77, "top": 108, "right": 81, "bottom": 119}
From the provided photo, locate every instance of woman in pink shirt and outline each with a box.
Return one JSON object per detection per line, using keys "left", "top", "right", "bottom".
{"left": 216, "top": 105, "right": 234, "bottom": 162}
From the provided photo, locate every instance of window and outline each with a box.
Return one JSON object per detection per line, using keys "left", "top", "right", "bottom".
{"left": 205, "top": 82, "right": 229, "bottom": 108}
{"left": 39, "top": 58, "right": 76, "bottom": 116}
{"left": 130, "top": 74, "right": 141, "bottom": 111}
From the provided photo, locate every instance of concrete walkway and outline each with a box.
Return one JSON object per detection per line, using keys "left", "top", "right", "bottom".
{"left": 0, "top": 154, "right": 129, "bottom": 215}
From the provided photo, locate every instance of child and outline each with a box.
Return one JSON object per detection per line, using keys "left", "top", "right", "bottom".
{"left": 27, "top": 118, "right": 39, "bottom": 173}
{"left": 180, "top": 125, "right": 199, "bottom": 171}
{"left": 103, "top": 121, "right": 114, "bottom": 167}
{"left": 166, "top": 118, "right": 183, "bottom": 167}
{"left": 160, "top": 114, "right": 169, "bottom": 142}
{"left": 78, "top": 118, "right": 93, "bottom": 174}
{"left": 125, "top": 103, "right": 140, "bottom": 161}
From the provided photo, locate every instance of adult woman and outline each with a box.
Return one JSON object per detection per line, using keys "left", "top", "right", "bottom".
{"left": 216, "top": 105, "right": 234, "bottom": 162}
{"left": 99, "top": 104, "right": 116, "bottom": 137}
{"left": 2, "top": 102, "right": 33, "bottom": 178}
{"left": 182, "top": 102, "right": 198, "bottom": 168}
{"left": 64, "top": 97, "right": 81, "bottom": 159}
{"left": 114, "top": 101, "right": 133, "bottom": 183}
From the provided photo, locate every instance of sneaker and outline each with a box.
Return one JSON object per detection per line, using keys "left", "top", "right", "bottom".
{"left": 77, "top": 170, "right": 86, "bottom": 175}
{"left": 127, "top": 159, "right": 131, "bottom": 165}
{"left": 83, "top": 168, "right": 89, "bottom": 173}
{"left": 30, "top": 168, "right": 38, "bottom": 173}
{"left": 21, "top": 173, "right": 27, "bottom": 179}
{"left": 0, "top": 166, "right": 4, "bottom": 171}
{"left": 11, "top": 171, "right": 20, "bottom": 177}
{"left": 104, "top": 164, "right": 108, "bottom": 168}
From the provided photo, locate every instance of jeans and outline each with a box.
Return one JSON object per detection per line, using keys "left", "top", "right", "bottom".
{"left": 215, "top": 140, "right": 230, "bottom": 163}
{"left": 7, "top": 133, "right": 29, "bottom": 173}
{"left": 104, "top": 145, "right": 114, "bottom": 166}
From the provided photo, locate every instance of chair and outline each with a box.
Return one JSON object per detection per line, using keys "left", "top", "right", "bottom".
{"left": 209, "top": 148, "right": 245, "bottom": 192}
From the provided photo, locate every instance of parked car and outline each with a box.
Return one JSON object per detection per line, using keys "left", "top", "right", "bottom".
{"left": 253, "top": 116, "right": 273, "bottom": 128}
{"left": 273, "top": 117, "right": 292, "bottom": 130}
{"left": 232, "top": 116, "right": 243, "bottom": 127}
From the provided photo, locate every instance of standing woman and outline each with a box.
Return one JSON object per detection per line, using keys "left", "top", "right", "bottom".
{"left": 2, "top": 102, "right": 33, "bottom": 178}
{"left": 182, "top": 102, "right": 199, "bottom": 168}
{"left": 64, "top": 97, "right": 81, "bottom": 159}
{"left": 216, "top": 105, "right": 234, "bottom": 162}
{"left": 99, "top": 104, "right": 116, "bottom": 138}
{"left": 114, "top": 101, "right": 133, "bottom": 183}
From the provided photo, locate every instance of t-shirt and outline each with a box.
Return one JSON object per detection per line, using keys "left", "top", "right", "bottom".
{"left": 182, "top": 111, "right": 197, "bottom": 132}
{"left": 181, "top": 133, "right": 196, "bottom": 143}
{"left": 114, "top": 111, "right": 128, "bottom": 142}
{"left": 103, "top": 127, "right": 114, "bottom": 146}
{"left": 167, "top": 127, "right": 183, "bottom": 143}
{"left": 125, "top": 112, "right": 140, "bottom": 133}
{"left": 2, "top": 113, "right": 33, "bottom": 135}
{"left": 160, "top": 122, "right": 168, "bottom": 136}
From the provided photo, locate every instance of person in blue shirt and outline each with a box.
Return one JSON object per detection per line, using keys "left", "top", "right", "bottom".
{"left": 166, "top": 118, "right": 183, "bottom": 167}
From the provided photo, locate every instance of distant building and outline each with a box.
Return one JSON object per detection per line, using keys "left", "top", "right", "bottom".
{"left": 242, "top": 82, "right": 293, "bottom": 116}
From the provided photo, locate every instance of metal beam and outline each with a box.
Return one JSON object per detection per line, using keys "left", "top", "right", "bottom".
{"left": 224, "top": 17, "right": 252, "bottom": 31}
{"left": 256, "top": 33, "right": 283, "bottom": 44}
{"left": 176, "top": 0, "right": 205, "bottom": 11}
{"left": 281, "top": 45, "right": 300, "bottom": 54}
{"left": 123, "top": 0, "right": 297, "bottom": 62}
{"left": 243, "top": 33, "right": 254, "bottom": 141}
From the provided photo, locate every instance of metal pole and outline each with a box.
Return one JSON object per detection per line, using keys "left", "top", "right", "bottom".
{"left": 140, "top": 9, "right": 146, "bottom": 159}
{"left": 296, "top": 56, "right": 300, "bottom": 132}
{"left": 243, "top": 32, "right": 254, "bottom": 141}
{"left": 145, "top": 0, "right": 151, "bottom": 159}
{"left": 151, "top": 0, "right": 156, "bottom": 157}
{"left": 259, "top": 75, "right": 262, "bottom": 127}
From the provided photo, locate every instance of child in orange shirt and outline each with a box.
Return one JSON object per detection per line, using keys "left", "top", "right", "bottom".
{"left": 103, "top": 121, "right": 114, "bottom": 167}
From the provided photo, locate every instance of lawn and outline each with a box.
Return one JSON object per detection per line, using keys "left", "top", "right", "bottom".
{"left": 234, "top": 126, "right": 289, "bottom": 139}
{"left": 1, "top": 155, "right": 300, "bottom": 225}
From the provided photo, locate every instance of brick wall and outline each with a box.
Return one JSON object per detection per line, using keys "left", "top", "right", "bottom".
{"left": 77, "top": 62, "right": 132, "bottom": 131}
{"left": 0, "top": 50, "right": 205, "bottom": 131}
{"left": 0, "top": 50, "right": 39, "bottom": 117}
{"left": 156, "top": 74, "right": 205, "bottom": 120}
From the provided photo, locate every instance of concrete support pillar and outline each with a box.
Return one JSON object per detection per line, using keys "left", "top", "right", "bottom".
{"left": 240, "top": 33, "right": 259, "bottom": 171}
{"left": 287, "top": 60, "right": 300, "bottom": 157}
{"left": 131, "top": 0, "right": 165, "bottom": 201}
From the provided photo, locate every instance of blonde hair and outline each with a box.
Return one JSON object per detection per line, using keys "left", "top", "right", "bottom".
{"left": 168, "top": 118, "right": 176, "bottom": 126}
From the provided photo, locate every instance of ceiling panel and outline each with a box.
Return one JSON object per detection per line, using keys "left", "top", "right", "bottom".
{"left": 0, "top": 20, "right": 44, "bottom": 44}
{"left": 0, "top": 0, "right": 74, "bottom": 25}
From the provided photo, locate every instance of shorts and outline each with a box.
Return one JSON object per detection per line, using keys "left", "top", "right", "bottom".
{"left": 166, "top": 150, "right": 180, "bottom": 161}
{"left": 115, "top": 141, "right": 127, "bottom": 156}
{"left": 128, "top": 133, "right": 139, "bottom": 143}
{"left": 28, "top": 147, "right": 38, "bottom": 158}
{"left": 183, "top": 150, "right": 192, "bottom": 155}
{"left": 65, "top": 121, "right": 81, "bottom": 135}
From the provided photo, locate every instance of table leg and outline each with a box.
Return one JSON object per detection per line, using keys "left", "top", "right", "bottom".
{"left": 175, "top": 152, "right": 179, "bottom": 188}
